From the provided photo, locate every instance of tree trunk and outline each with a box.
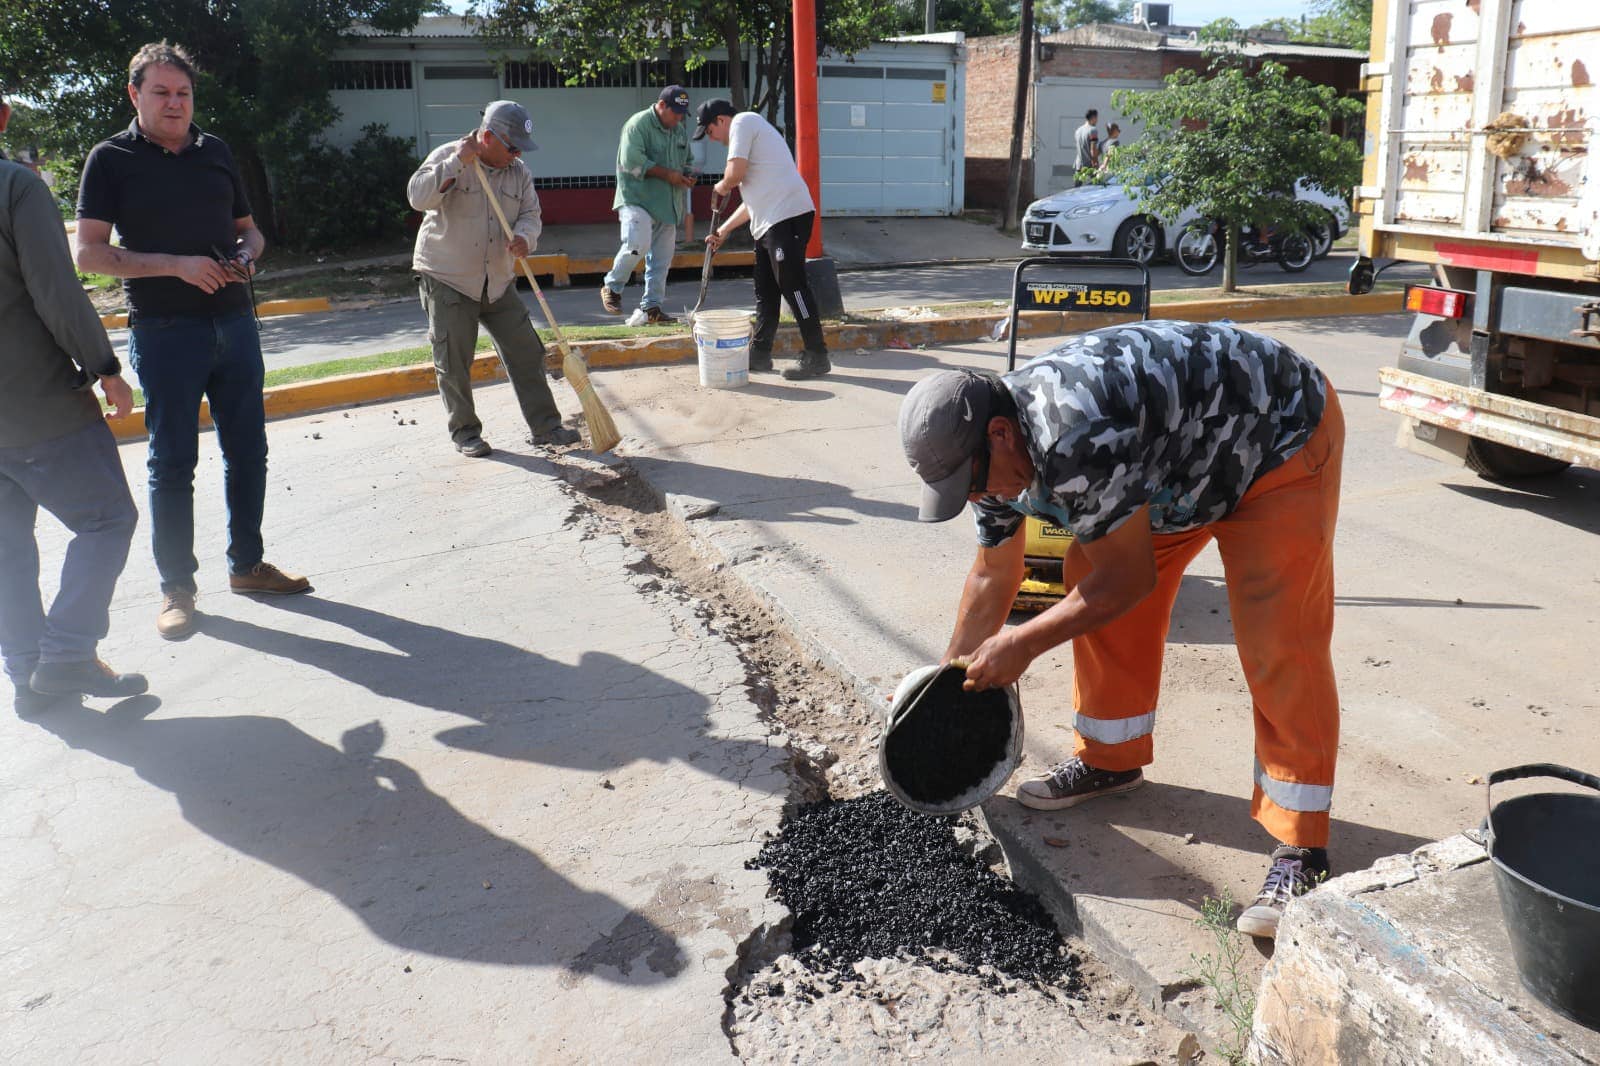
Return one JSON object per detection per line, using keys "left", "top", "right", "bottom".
{"left": 721, "top": 11, "right": 748, "bottom": 111}
{"left": 1002, "top": 0, "right": 1034, "bottom": 231}
{"left": 240, "top": 148, "right": 279, "bottom": 246}
{"left": 1222, "top": 220, "right": 1239, "bottom": 293}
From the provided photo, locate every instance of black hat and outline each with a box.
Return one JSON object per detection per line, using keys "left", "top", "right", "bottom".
{"left": 658, "top": 85, "right": 690, "bottom": 114}
{"left": 694, "top": 98, "right": 738, "bottom": 140}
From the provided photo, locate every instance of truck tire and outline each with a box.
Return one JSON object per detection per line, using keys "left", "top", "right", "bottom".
{"left": 1464, "top": 437, "right": 1572, "bottom": 480}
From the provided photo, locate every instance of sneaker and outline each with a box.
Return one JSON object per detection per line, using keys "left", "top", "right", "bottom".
{"left": 1236, "top": 844, "right": 1331, "bottom": 939}
{"left": 229, "top": 562, "right": 312, "bottom": 596}
{"left": 600, "top": 286, "right": 623, "bottom": 315}
{"left": 748, "top": 350, "right": 775, "bottom": 373}
{"left": 781, "top": 350, "right": 832, "bottom": 381}
{"left": 30, "top": 659, "right": 148, "bottom": 699}
{"left": 529, "top": 425, "right": 582, "bottom": 448}
{"left": 157, "top": 590, "right": 198, "bottom": 640}
{"left": 643, "top": 306, "right": 677, "bottom": 325}
{"left": 1015, "top": 756, "right": 1144, "bottom": 811}
{"left": 456, "top": 436, "right": 492, "bottom": 458}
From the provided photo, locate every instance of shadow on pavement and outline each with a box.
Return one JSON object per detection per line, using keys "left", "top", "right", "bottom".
{"left": 33, "top": 696, "right": 686, "bottom": 979}
{"left": 625, "top": 456, "right": 919, "bottom": 526}
{"left": 198, "top": 597, "right": 784, "bottom": 791}
{"left": 1444, "top": 472, "right": 1600, "bottom": 536}
{"left": 993, "top": 778, "right": 1432, "bottom": 909}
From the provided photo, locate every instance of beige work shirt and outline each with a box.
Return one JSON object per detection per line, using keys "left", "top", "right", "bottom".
{"left": 407, "top": 139, "right": 542, "bottom": 303}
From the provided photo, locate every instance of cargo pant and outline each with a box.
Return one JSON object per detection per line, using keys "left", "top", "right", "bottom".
{"left": 418, "top": 274, "right": 562, "bottom": 445}
{"left": 1063, "top": 387, "right": 1344, "bottom": 848}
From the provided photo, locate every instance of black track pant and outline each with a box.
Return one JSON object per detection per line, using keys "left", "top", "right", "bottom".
{"left": 751, "top": 211, "right": 828, "bottom": 357}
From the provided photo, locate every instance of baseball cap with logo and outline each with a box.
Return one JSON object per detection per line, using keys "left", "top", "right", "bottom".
{"left": 694, "top": 98, "right": 738, "bottom": 140}
{"left": 482, "top": 100, "right": 537, "bottom": 152}
{"left": 899, "top": 369, "right": 1007, "bottom": 522}
{"left": 658, "top": 85, "right": 690, "bottom": 114}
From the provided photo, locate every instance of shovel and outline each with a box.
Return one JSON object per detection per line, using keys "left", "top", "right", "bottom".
{"left": 688, "top": 193, "right": 726, "bottom": 328}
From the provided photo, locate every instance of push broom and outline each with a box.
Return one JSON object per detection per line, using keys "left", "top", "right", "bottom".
{"left": 473, "top": 159, "right": 621, "bottom": 454}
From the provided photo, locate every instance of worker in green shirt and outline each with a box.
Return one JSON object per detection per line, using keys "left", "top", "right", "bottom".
{"left": 600, "top": 85, "right": 692, "bottom": 324}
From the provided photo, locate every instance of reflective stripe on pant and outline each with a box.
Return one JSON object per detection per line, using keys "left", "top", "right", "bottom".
{"left": 1066, "top": 386, "right": 1344, "bottom": 847}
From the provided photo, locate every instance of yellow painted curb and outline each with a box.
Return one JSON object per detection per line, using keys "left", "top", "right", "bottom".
{"left": 104, "top": 290, "right": 1405, "bottom": 443}
{"left": 99, "top": 295, "right": 335, "bottom": 330}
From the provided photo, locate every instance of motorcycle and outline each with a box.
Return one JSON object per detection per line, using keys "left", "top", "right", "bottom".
{"left": 1173, "top": 218, "right": 1315, "bottom": 276}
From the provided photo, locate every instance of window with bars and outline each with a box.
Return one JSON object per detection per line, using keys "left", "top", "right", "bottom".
{"left": 503, "top": 61, "right": 636, "bottom": 88}
{"left": 330, "top": 60, "right": 413, "bottom": 91}
{"left": 640, "top": 60, "right": 730, "bottom": 89}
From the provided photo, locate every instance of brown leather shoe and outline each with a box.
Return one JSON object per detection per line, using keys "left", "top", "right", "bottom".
{"left": 229, "top": 562, "right": 312, "bottom": 596}
{"left": 157, "top": 590, "right": 197, "bottom": 640}
{"left": 644, "top": 306, "right": 677, "bottom": 325}
{"left": 600, "top": 286, "right": 623, "bottom": 314}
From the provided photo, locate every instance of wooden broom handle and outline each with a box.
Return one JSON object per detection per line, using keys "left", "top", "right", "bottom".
{"left": 472, "top": 159, "right": 575, "bottom": 363}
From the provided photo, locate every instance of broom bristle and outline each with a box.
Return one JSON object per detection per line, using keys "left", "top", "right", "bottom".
{"left": 563, "top": 348, "right": 619, "bottom": 452}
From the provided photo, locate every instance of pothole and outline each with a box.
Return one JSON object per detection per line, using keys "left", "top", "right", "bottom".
{"left": 557, "top": 457, "right": 1192, "bottom": 1061}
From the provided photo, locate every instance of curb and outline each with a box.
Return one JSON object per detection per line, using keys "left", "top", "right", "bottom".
{"left": 99, "top": 297, "right": 332, "bottom": 331}
{"left": 104, "top": 290, "right": 1404, "bottom": 442}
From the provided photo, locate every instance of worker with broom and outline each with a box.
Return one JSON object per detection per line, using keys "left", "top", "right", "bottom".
{"left": 898, "top": 320, "right": 1344, "bottom": 940}
{"left": 407, "top": 100, "right": 579, "bottom": 459}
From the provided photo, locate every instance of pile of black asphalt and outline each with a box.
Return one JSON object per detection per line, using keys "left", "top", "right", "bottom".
{"left": 750, "top": 791, "right": 1084, "bottom": 993}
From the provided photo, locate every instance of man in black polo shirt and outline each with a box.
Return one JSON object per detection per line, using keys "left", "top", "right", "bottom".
{"left": 77, "top": 42, "right": 309, "bottom": 641}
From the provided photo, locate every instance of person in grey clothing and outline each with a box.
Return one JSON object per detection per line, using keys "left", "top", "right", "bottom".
{"left": 1073, "top": 109, "right": 1100, "bottom": 187}
{"left": 0, "top": 89, "right": 146, "bottom": 714}
{"left": 407, "top": 99, "right": 578, "bottom": 458}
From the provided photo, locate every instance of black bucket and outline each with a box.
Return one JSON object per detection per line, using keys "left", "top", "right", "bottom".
{"left": 1485, "top": 764, "right": 1600, "bottom": 1030}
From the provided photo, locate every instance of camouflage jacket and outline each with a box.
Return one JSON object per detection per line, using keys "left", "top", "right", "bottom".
{"left": 973, "top": 320, "right": 1327, "bottom": 546}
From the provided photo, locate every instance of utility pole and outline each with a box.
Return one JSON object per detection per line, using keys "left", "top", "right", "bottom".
{"left": 1002, "top": 0, "right": 1035, "bottom": 231}
{"left": 926, "top": 0, "right": 936, "bottom": 33}
{"left": 792, "top": 0, "right": 843, "bottom": 313}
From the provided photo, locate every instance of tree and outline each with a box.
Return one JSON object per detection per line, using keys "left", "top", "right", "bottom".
{"left": 468, "top": 0, "right": 900, "bottom": 134}
{"left": 0, "top": 0, "right": 430, "bottom": 246}
{"left": 891, "top": 0, "right": 1019, "bottom": 37}
{"left": 1104, "top": 57, "right": 1364, "bottom": 292}
{"left": 1036, "top": 0, "right": 1132, "bottom": 34}
{"left": 1304, "top": 0, "right": 1372, "bottom": 50}
{"left": 1002, "top": 0, "right": 1033, "bottom": 231}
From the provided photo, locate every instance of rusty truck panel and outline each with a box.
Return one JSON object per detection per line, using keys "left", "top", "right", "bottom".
{"left": 1365, "top": 0, "right": 1596, "bottom": 269}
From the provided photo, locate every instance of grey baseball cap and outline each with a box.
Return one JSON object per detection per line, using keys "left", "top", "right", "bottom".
{"left": 482, "top": 100, "right": 537, "bottom": 152}
{"left": 899, "top": 369, "right": 1001, "bottom": 523}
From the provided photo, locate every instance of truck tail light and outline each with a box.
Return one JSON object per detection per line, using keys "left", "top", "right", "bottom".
{"left": 1405, "top": 284, "right": 1472, "bottom": 319}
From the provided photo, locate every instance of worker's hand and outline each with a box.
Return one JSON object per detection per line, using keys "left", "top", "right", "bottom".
{"left": 713, "top": 178, "right": 734, "bottom": 199}
{"left": 669, "top": 170, "right": 694, "bottom": 189}
{"left": 960, "top": 631, "right": 1032, "bottom": 692}
{"left": 176, "top": 255, "right": 231, "bottom": 294}
{"left": 100, "top": 373, "right": 134, "bottom": 419}
{"left": 704, "top": 230, "right": 725, "bottom": 251}
{"left": 456, "top": 131, "right": 481, "bottom": 165}
{"left": 508, "top": 235, "right": 529, "bottom": 259}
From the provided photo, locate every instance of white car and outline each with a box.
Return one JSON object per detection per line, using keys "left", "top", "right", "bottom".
{"left": 1021, "top": 179, "right": 1351, "bottom": 264}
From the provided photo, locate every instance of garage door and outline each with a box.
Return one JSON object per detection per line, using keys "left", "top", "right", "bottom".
{"left": 419, "top": 64, "right": 500, "bottom": 152}
{"left": 819, "top": 62, "right": 958, "bottom": 215}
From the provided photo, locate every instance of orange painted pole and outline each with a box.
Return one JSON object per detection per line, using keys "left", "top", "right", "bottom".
{"left": 793, "top": 0, "right": 825, "bottom": 258}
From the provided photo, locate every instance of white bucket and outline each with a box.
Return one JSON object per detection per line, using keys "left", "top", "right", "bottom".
{"left": 694, "top": 309, "right": 753, "bottom": 389}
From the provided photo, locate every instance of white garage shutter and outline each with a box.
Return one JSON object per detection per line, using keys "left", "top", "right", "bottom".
{"left": 819, "top": 60, "right": 958, "bottom": 216}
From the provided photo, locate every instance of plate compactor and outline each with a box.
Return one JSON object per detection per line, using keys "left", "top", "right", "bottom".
{"left": 1003, "top": 257, "right": 1150, "bottom": 611}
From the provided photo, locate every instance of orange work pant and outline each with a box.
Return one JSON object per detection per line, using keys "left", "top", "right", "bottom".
{"left": 1061, "top": 387, "right": 1343, "bottom": 848}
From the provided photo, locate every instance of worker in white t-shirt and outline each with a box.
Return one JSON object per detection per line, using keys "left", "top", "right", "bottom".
{"left": 697, "top": 99, "right": 830, "bottom": 381}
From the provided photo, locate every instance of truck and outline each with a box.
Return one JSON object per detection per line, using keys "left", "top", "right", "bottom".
{"left": 1350, "top": 0, "right": 1600, "bottom": 478}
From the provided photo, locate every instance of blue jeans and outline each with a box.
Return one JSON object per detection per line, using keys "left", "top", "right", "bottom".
{"left": 603, "top": 204, "right": 679, "bottom": 311}
{"left": 0, "top": 419, "right": 137, "bottom": 684}
{"left": 128, "top": 310, "right": 267, "bottom": 593}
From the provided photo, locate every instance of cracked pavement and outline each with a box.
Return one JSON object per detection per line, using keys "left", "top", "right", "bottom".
{"left": 1, "top": 388, "right": 789, "bottom": 1063}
